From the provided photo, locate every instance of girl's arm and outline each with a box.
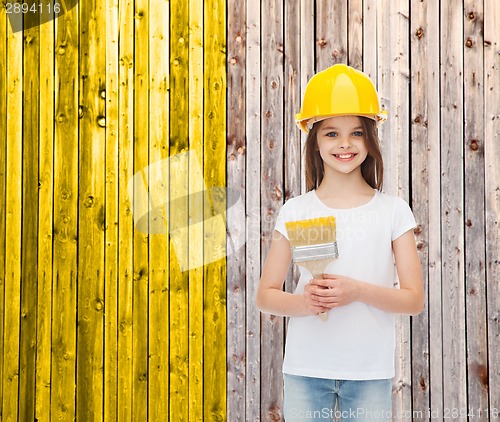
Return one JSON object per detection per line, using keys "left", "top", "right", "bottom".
{"left": 256, "top": 230, "right": 330, "bottom": 317}
{"left": 357, "top": 229, "right": 424, "bottom": 315}
{"left": 309, "top": 229, "right": 424, "bottom": 315}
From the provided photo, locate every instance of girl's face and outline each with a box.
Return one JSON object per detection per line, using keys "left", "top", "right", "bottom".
{"left": 316, "top": 115, "right": 368, "bottom": 177}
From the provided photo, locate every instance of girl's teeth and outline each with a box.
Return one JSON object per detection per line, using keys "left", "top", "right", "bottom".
{"left": 337, "top": 154, "right": 353, "bottom": 158}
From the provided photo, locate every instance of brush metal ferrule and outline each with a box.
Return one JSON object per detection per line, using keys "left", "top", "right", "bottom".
{"left": 291, "top": 242, "right": 339, "bottom": 263}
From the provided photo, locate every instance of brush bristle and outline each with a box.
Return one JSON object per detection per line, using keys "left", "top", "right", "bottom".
{"left": 285, "top": 216, "right": 336, "bottom": 247}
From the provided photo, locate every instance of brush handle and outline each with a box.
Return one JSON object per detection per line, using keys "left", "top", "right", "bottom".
{"left": 295, "top": 258, "right": 336, "bottom": 322}
{"left": 312, "top": 272, "right": 329, "bottom": 321}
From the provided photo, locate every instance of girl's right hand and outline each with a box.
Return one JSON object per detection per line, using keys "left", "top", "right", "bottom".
{"left": 303, "top": 281, "right": 331, "bottom": 316}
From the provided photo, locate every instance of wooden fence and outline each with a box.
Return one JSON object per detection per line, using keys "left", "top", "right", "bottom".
{"left": 0, "top": 0, "right": 499, "bottom": 421}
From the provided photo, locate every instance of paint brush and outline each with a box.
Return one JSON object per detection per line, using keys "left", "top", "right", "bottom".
{"left": 285, "top": 216, "right": 339, "bottom": 320}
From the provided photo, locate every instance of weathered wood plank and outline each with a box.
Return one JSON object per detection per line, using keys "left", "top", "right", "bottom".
{"left": 440, "top": 0, "right": 467, "bottom": 416}
{"left": 169, "top": 0, "right": 190, "bottom": 418}
{"left": 299, "top": 0, "right": 314, "bottom": 194}
{"left": 19, "top": 9, "right": 39, "bottom": 421}
{"left": 377, "top": 0, "right": 410, "bottom": 197}
{"left": 245, "top": 0, "right": 262, "bottom": 419}
{"left": 463, "top": 1, "right": 489, "bottom": 418}
{"left": 203, "top": 0, "right": 226, "bottom": 419}
{"left": 52, "top": 4, "right": 79, "bottom": 419}
{"left": 284, "top": 0, "right": 301, "bottom": 211}
{"left": 377, "top": 2, "right": 411, "bottom": 419}
{"left": 377, "top": 1, "right": 411, "bottom": 420}
{"left": 36, "top": 7, "right": 54, "bottom": 421}
{"left": 132, "top": 0, "right": 149, "bottom": 418}
{"left": 2, "top": 18, "right": 22, "bottom": 421}
{"left": 484, "top": 0, "right": 500, "bottom": 415}
{"left": 283, "top": 0, "right": 301, "bottom": 307}
{"left": 148, "top": 0, "right": 170, "bottom": 420}
{"left": 347, "top": 0, "right": 363, "bottom": 70}
{"left": 77, "top": 0, "right": 106, "bottom": 419}
{"left": 226, "top": 0, "right": 246, "bottom": 420}
{"left": 316, "top": 0, "right": 347, "bottom": 69}
{"left": 117, "top": 0, "right": 135, "bottom": 419}
{"left": 362, "top": 0, "right": 377, "bottom": 79}
{"left": 260, "top": 0, "right": 284, "bottom": 419}
{"left": 420, "top": 2, "right": 443, "bottom": 418}
{"left": 104, "top": 0, "right": 119, "bottom": 418}
{"left": 409, "top": 0, "right": 439, "bottom": 419}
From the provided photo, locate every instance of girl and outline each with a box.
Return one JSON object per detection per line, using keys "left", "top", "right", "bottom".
{"left": 256, "top": 64, "right": 424, "bottom": 421}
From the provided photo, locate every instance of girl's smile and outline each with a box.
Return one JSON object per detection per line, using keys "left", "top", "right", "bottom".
{"left": 332, "top": 153, "right": 357, "bottom": 161}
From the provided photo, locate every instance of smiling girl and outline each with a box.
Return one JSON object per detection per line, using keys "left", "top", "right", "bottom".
{"left": 256, "top": 64, "right": 424, "bottom": 421}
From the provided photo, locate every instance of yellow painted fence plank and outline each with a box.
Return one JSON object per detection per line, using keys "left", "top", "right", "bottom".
{"left": 52, "top": 3, "right": 79, "bottom": 419}
{"left": 3, "top": 16, "right": 22, "bottom": 422}
{"left": 188, "top": 0, "right": 204, "bottom": 420}
{"left": 203, "top": 0, "right": 227, "bottom": 419}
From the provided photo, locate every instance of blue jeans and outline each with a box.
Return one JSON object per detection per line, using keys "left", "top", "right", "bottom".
{"left": 283, "top": 374, "right": 392, "bottom": 421}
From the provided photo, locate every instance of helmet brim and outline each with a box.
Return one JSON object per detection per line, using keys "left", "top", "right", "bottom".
{"left": 296, "top": 111, "right": 388, "bottom": 134}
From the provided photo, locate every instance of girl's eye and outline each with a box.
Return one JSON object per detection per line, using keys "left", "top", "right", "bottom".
{"left": 325, "top": 131, "right": 338, "bottom": 137}
{"left": 353, "top": 131, "right": 363, "bottom": 137}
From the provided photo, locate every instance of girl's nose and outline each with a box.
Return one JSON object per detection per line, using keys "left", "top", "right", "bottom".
{"left": 338, "top": 137, "right": 351, "bottom": 148}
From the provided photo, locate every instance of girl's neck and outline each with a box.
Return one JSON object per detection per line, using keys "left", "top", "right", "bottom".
{"left": 315, "top": 170, "right": 375, "bottom": 207}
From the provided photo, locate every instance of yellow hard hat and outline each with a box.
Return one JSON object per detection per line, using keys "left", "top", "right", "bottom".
{"left": 295, "top": 64, "right": 388, "bottom": 133}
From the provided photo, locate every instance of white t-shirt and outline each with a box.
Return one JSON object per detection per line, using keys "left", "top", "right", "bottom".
{"left": 274, "top": 189, "right": 417, "bottom": 380}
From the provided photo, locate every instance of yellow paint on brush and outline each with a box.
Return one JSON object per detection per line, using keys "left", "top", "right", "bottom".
{"left": 285, "top": 216, "right": 337, "bottom": 246}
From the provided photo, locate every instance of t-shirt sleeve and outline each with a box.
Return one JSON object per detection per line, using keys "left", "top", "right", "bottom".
{"left": 274, "top": 200, "right": 291, "bottom": 240}
{"left": 391, "top": 197, "right": 417, "bottom": 241}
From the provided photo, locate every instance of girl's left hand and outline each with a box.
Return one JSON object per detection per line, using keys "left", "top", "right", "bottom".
{"left": 308, "top": 274, "right": 362, "bottom": 308}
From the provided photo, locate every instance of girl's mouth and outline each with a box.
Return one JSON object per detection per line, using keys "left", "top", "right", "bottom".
{"left": 333, "top": 153, "right": 357, "bottom": 161}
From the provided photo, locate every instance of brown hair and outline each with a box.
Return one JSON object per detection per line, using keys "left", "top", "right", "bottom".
{"left": 304, "top": 116, "right": 384, "bottom": 192}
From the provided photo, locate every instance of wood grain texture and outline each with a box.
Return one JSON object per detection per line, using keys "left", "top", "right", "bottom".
{"left": 188, "top": 0, "right": 203, "bottom": 420}
{"left": 36, "top": 7, "right": 55, "bottom": 421}
{"left": 203, "top": 0, "right": 227, "bottom": 419}
{"left": 0, "top": 5, "right": 5, "bottom": 418}
{"left": 463, "top": 0, "right": 489, "bottom": 418}
{"left": 347, "top": 0, "right": 363, "bottom": 70}
{"left": 362, "top": 0, "right": 377, "bottom": 80}
{"left": 117, "top": 0, "right": 135, "bottom": 419}
{"left": 77, "top": 0, "right": 106, "bottom": 419}
{"left": 283, "top": 0, "right": 301, "bottom": 304}
{"left": 104, "top": 0, "right": 119, "bottom": 419}
{"left": 440, "top": 0, "right": 467, "bottom": 416}
{"left": 377, "top": 1, "right": 411, "bottom": 419}
{"left": 132, "top": 0, "right": 150, "bottom": 418}
{"left": 245, "top": 0, "right": 262, "bottom": 419}
{"left": 169, "top": 0, "right": 190, "bottom": 419}
{"left": 421, "top": 2, "right": 443, "bottom": 418}
{"left": 148, "top": 0, "right": 170, "bottom": 420}
{"left": 226, "top": 0, "right": 246, "bottom": 420}
{"left": 260, "top": 0, "right": 284, "bottom": 420}
{"left": 484, "top": 0, "right": 500, "bottom": 414}
{"left": 52, "top": 4, "right": 79, "bottom": 419}
{"left": 409, "top": 0, "right": 438, "bottom": 419}
{"left": 19, "top": 9, "right": 39, "bottom": 421}
{"left": 3, "top": 18, "right": 22, "bottom": 421}
{"left": 316, "top": 0, "right": 347, "bottom": 69}
{"left": 299, "top": 0, "right": 314, "bottom": 194}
